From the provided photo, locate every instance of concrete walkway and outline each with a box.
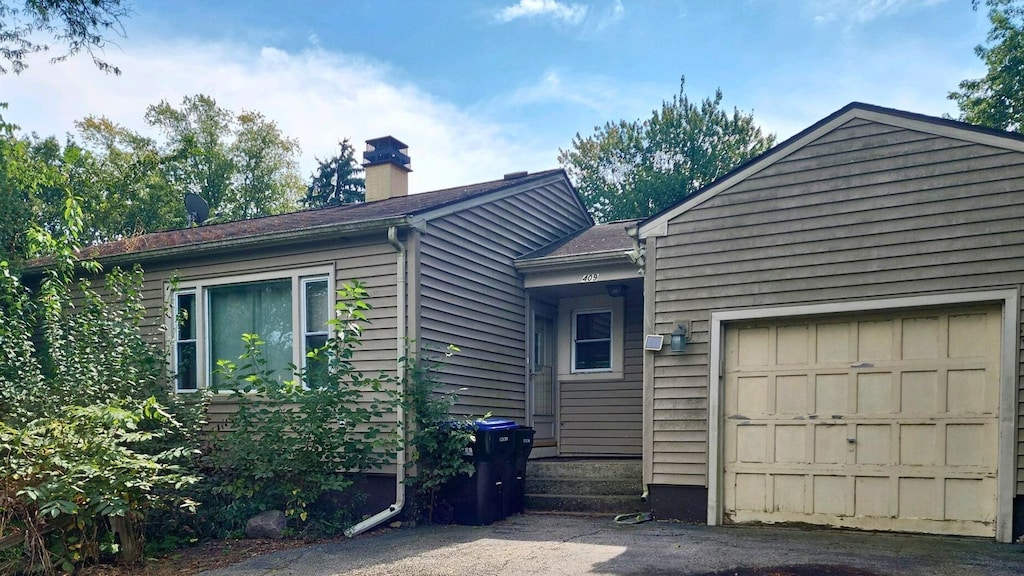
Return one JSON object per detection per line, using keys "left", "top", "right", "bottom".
{"left": 199, "top": 513, "right": 1023, "bottom": 576}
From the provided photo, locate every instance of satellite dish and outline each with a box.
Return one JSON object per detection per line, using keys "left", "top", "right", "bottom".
{"left": 184, "top": 193, "right": 210, "bottom": 226}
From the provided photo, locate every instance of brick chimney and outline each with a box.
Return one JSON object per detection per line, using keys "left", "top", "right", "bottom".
{"left": 362, "top": 136, "right": 412, "bottom": 202}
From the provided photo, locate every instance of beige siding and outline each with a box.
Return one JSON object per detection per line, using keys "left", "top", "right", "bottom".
{"left": 136, "top": 235, "right": 399, "bottom": 419}
{"left": 649, "top": 118, "right": 1024, "bottom": 493}
{"left": 559, "top": 289, "right": 644, "bottom": 455}
{"left": 418, "top": 181, "right": 590, "bottom": 420}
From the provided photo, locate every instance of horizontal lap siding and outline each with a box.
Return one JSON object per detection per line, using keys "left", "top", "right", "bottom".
{"left": 138, "top": 236, "right": 399, "bottom": 406}
{"left": 560, "top": 291, "right": 644, "bottom": 455}
{"left": 419, "top": 181, "right": 590, "bottom": 420}
{"left": 650, "top": 119, "right": 1024, "bottom": 492}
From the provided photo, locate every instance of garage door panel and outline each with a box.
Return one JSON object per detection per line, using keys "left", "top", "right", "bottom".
{"left": 723, "top": 306, "right": 1001, "bottom": 537}
{"left": 856, "top": 373, "right": 893, "bottom": 413}
{"left": 857, "top": 320, "right": 895, "bottom": 361}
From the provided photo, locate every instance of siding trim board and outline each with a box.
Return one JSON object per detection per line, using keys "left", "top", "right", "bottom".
{"left": 706, "top": 289, "right": 1019, "bottom": 543}
{"left": 639, "top": 103, "right": 1024, "bottom": 239}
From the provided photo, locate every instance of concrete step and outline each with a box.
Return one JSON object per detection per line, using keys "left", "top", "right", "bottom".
{"left": 524, "top": 459, "right": 645, "bottom": 514}
{"left": 526, "top": 476, "right": 641, "bottom": 497}
{"left": 526, "top": 459, "right": 642, "bottom": 480}
{"left": 525, "top": 494, "right": 647, "bottom": 514}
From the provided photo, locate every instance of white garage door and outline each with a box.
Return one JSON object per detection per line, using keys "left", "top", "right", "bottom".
{"left": 723, "top": 306, "right": 1001, "bottom": 537}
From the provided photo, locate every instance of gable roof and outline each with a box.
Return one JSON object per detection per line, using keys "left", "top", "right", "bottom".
{"left": 515, "top": 219, "right": 638, "bottom": 270}
{"left": 638, "top": 102, "right": 1024, "bottom": 239}
{"left": 66, "top": 169, "right": 574, "bottom": 265}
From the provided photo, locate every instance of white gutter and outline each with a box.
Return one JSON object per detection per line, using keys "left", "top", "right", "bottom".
{"left": 344, "top": 226, "right": 407, "bottom": 537}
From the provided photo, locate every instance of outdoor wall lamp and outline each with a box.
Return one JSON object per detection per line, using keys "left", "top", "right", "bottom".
{"left": 670, "top": 323, "right": 689, "bottom": 353}
{"left": 606, "top": 283, "right": 627, "bottom": 298}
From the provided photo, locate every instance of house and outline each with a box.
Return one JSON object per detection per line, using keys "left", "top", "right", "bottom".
{"left": 62, "top": 104, "right": 1024, "bottom": 543}
{"left": 70, "top": 137, "right": 614, "bottom": 533}
{"left": 637, "top": 103, "right": 1024, "bottom": 543}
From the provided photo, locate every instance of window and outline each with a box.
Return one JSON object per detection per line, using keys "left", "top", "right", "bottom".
{"left": 558, "top": 294, "right": 624, "bottom": 381}
{"left": 174, "top": 291, "right": 197, "bottom": 391}
{"left": 169, "top": 268, "right": 332, "bottom": 391}
{"left": 572, "top": 309, "right": 612, "bottom": 372}
{"left": 302, "top": 277, "right": 331, "bottom": 386}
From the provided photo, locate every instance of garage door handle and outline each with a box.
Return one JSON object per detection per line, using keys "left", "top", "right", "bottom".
{"left": 850, "top": 362, "right": 874, "bottom": 368}
{"left": 847, "top": 438, "right": 857, "bottom": 443}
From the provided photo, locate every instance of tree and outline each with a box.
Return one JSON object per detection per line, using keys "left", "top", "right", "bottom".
{"left": 304, "top": 138, "right": 365, "bottom": 208}
{"left": 145, "top": 94, "right": 304, "bottom": 221}
{"left": 949, "top": 0, "right": 1024, "bottom": 131}
{"left": 0, "top": 0, "right": 131, "bottom": 75}
{"left": 75, "top": 115, "right": 182, "bottom": 238}
{"left": 558, "top": 77, "right": 775, "bottom": 222}
{"left": 233, "top": 111, "right": 302, "bottom": 218}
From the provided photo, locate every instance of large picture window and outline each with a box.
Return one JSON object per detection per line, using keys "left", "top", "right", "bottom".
{"left": 572, "top": 309, "right": 612, "bottom": 372}
{"left": 170, "top": 268, "right": 332, "bottom": 391}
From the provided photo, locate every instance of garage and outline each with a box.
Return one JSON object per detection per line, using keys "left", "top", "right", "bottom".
{"left": 722, "top": 306, "right": 1002, "bottom": 537}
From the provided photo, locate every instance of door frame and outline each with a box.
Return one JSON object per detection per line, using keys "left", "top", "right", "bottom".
{"left": 527, "top": 298, "right": 558, "bottom": 458}
{"left": 706, "top": 289, "right": 1019, "bottom": 542}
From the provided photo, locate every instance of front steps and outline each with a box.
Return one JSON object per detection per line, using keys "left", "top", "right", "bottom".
{"left": 524, "top": 459, "right": 648, "bottom": 515}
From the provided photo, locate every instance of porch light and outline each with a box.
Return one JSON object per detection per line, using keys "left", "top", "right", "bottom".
{"left": 606, "top": 283, "right": 627, "bottom": 298}
{"left": 670, "top": 323, "right": 689, "bottom": 353}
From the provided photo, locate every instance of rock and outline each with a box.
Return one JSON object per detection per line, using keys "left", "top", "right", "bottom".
{"left": 246, "top": 510, "right": 287, "bottom": 539}
{"left": 389, "top": 521, "right": 402, "bottom": 529}
{"left": 404, "top": 520, "right": 417, "bottom": 529}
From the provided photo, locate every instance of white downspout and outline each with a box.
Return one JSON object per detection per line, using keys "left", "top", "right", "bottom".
{"left": 345, "top": 226, "right": 407, "bottom": 537}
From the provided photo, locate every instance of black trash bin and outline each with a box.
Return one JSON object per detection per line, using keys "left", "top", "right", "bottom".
{"left": 503, "top": 426, "right": 535, "bottom": 517}
{"left": 446, "top": 417, "right": 517, "bottom": 525}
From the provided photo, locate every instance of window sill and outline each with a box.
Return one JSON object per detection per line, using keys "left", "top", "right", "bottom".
{"left": 559, "top": 370, "right": 624, "bottom": 382}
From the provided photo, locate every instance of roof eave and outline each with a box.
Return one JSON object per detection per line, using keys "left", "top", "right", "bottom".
{"left": 24, "top": 217, "right": 411, "bottom": 273}
{"left": 515, "top": 249, "right": 631, "bottom": 272}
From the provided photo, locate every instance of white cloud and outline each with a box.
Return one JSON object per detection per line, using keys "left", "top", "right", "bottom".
{"left": 496, "top": 0, "right": 588, "bottom": 25}
{"left": 0, "top": 39, "right": 555, "bottom": 193}
{"left": 807, "top": 0, "right": 943, "bottom": 26}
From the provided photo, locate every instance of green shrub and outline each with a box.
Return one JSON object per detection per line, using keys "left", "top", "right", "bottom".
{"left": 205, "top": 281, "right": 401, "bottom": 536}
{"left": 403, "top": 345, "right": 476, "bottom": 523}
{"left": 0, "top": 195, "right": 201, "bottom": 574}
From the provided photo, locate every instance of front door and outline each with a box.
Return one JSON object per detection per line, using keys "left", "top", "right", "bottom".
{"left": 530, "top": 313, "right": 557, "bottom": 457}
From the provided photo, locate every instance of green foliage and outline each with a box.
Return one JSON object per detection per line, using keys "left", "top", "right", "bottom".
{"left": 0, "top": 194, "right": 201, "bottom": 574}
{"left": 559, "top": 76, "right": 775, "bottom": 222}
{"left": 304, "top": 138, "right": 366, "bottom": 208}
{"left": 950, "top": 0, "right": 1024, "bottom": 131}
{"left": 403, "top": 345, "right": 476, "bottom": 523}
{"left": 205, "top": 281, "right": 400, "bottom": 536}
{"left": 0, "top": 0, "right": 130, "bottom": 75}
{"left": 0, "top": 95, "right": 305, "bottom": 263}
{"left": 0, "top": 401, "right": 199, "bottom": 574}
{"left": 145, "top": 94, "right": 303, "bottom": 221}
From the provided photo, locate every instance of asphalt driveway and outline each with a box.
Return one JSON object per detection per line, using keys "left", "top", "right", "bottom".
{"left": 199, "top": 513, "right": 1023, "bottom": 576}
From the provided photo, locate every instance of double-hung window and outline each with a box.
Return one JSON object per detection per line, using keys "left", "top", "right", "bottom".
{"left": 170, "top": 268, "right": 332, "bottom": 392}
{"left": 572, "top": 309, "right": 612, "bottom": 372}
{"left": 558, "top": 294, "right": 624, "bottom": 381}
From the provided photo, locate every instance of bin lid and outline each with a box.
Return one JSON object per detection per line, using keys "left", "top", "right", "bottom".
{"left": 474, "top": 417, "right": 517, "bottom": 431}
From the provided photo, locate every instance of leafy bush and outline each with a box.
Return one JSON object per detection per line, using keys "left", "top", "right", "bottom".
{"left": 205, "top": 281, "right": 401, "bottom": 536}
{"left": 0, "top": 196, "right": 201, "bottom": 574}
{"left": 403, "top": 345, "right": 476, "bottom": 523}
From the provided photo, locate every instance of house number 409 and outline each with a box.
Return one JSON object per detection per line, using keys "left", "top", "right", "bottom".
{"left": 581, "top": 273, "right": 599, "bottom": 282}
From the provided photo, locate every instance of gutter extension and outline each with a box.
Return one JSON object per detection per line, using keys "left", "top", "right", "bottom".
{"left": 344, "top": 226, "right": 407, "bottom": 537}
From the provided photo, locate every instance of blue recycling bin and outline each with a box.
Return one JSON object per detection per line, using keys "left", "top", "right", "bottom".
{"left": 446, "top": 418, "right": 517, "bottom": 525}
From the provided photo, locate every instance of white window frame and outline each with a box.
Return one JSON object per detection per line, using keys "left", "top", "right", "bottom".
{"left": 571, "top": 308, "right": 613, "bottom": 374}
{"left": 300, "top": 276, "right": 332, "bottom": 377}
{"left": 167, "top": 265, "right": 334, "bottom": 392}
{"left": 558, "top": 294, "right": 624, "bottom": 381}
{"left": 172, "top": 289, "right": 198, "bottom": 393}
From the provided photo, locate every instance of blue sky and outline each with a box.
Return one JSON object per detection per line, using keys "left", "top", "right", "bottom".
{"left": 0, "top": 0, "right": 991, "bottom": 193}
